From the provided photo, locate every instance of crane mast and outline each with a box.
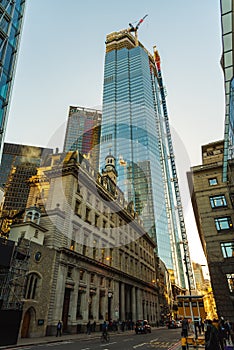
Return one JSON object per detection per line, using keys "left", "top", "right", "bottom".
{"left": 153, "top": 46, "right": 195, "bottom": 291}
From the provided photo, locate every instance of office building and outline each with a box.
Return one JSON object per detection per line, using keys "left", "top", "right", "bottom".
{"left": 63, "top": 106, "right": 102, "bottom": 171}
{"left": 0, "top": 143, "right": 53, "bottom": 232}
{"left": 0, "top": 0, "right": 27, "bottom": 161}
{"left": 0, "top": 142, "right": 53, "bottom": 188}
{"left": 188, "top": 141, "right": 234, "bottom": 321}
{"left": 7, "top": 150, "right": 161, "bottom": 338}
{"left": 99, "top": 29, "right": 193, "bottom": 288}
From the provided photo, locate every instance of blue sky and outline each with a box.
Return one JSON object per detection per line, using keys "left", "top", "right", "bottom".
{"left": 5, "top": 0, "right": 224, "bottom": 268}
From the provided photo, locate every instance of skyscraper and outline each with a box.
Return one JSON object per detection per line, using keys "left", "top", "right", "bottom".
{"left": 0, "top": 0, "right": 27, "bottom": 162}
{"left": 63, "top": 106, "right": 102, "bottom": 171}
{"left": 100, "top": 28, "right": 193, "bottom": 288}
{"left": 220, "top": 0, "right": 234, "bottom": 181}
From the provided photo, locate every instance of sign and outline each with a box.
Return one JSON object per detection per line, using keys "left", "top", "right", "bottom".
{"left": 38, "top": 319, "right": 44, "bottom": 326}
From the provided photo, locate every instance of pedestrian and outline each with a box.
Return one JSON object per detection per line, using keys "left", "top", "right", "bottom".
{"left": 198, "top": 317, "right": 202, "bottom": 335}
{"left": 226, "top": 319, "right": 232, "bottom": 342}
{"left": 86, "top": 320, "right": 91, "bottom": 335}
{"left": 218, "top": 317, "right": 227, "bottom": 350}
{"left": 205, "top": 319, "right": 221, "bottom": 350}
{"left": 56, "top": 320, "right": 62, "bottom": 337}
{"left": 181, "top": 317, "right": 189, "bottom": 338}
{"left": 92, "top": 320, "right": 96, "bottom": 332}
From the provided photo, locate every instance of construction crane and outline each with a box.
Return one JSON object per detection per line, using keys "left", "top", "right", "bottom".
{"left": 128, "top": 14, "right": 148, "bottom": 46}
{"left": 153, "top": 46, "right": 195, "bottom": 291}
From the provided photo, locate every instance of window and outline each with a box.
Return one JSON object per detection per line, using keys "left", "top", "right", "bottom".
{"left": 95, "top": 214, "right": 99, "bottom": 227}
{"left": 67, "top": 266, "right": 72, "bottom": 278}
{"left": 75, "top": 200, "right": 81, "bottom": 217}
{"left": 210, "top": 195, "right": 227, "bottom": 208}
{"left": 24, "top": 273, "right": 40, "bottom": 300}
{"left": 226, "top": 273, "right": 234, "bottom": 293}
{"left": 215, "top": 216, "right": 233, "bottom": 231}
{"left": 209, "top": 178, "right": 218, "bottom": 186}
{"left": 90, "top": 273, "right": 95, "bottom": 283}
{"left": 221, "top": 242, "right": 234, "bottom": 258}
{"left": 80, "top": 270, "right": 84, "bottom": 280}
{"left": 85, "top": 207, "right": 91, "bottom": 223}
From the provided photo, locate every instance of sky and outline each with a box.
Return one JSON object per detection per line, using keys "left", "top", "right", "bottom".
{"left": 5, "top": 0, "right": 224, "bottom": 271}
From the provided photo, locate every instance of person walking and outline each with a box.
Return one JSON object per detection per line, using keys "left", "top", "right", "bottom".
{"left": 181, "top": 317, "right": 189, "bottom": 338}
{"left": 205, "top": 319, "right": 221, "bottom": 350}
{"left": 56, "top": 320, "right": 62, "bottom": 337}
{"left": 86, "top": 320, "right": 91, "bottom": 335}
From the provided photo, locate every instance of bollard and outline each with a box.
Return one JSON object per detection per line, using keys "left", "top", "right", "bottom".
{"left": 181, "top": 336, "right": 187, "bottom": 350}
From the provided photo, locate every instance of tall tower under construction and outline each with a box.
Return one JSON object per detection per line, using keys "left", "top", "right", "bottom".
{"left": 99, "top": 22, "right": 194, "bottom": 288}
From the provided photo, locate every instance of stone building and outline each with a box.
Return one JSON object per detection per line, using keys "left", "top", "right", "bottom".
{"left": 9, "top": 151, "right": 160, "bottom": 338}
{"left": 188, "top": 140, "right": 234, "bottom": 321}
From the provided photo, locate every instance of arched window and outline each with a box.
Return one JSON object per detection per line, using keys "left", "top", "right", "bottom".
{"left": 24, "top": 273, "right": 41, "bottom": 300}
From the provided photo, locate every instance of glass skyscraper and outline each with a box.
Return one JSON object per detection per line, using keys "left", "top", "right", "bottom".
{"left": 100, "top": 30, "right": 190, "bottom": 287}
{"left": 63, "top": 106, "right": 102, "bottom": 171}
{"left": 0, "top": 0, "right": 27, "bottom": 161}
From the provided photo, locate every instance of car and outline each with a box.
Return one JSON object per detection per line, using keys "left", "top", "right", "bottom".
{"left": 135, "top": 320, "right": 151, "bottom": 334}
{"left": 167, "top": 320, "right": 178, "bottom": 329}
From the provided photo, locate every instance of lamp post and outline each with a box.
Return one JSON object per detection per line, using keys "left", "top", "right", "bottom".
{"left": 108, "top": 291, "right": 113, "bottom": 321}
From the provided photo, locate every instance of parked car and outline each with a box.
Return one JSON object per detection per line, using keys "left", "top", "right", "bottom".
{"left": 135, "top": 320, "right": 151, "bottom": 334}
{"left": 167, "top": 320, "right": 178, "bottom": 329}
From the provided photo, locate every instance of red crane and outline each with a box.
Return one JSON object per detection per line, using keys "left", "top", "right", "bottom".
{"left": 128, "top": 14, "right": 148, "bottom": 46}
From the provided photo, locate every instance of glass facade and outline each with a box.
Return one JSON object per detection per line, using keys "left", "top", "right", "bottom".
{"left": 220, "top": 0, "right": 234, "bottom": 181}
{"left": 63, "top": 106, "right": 102, "bottom": 171}
{"left": 0, "top": 0, "right": 27, "bottom": 162}
{"left": 100, "top": 32, "right": 186, "bottom": 286}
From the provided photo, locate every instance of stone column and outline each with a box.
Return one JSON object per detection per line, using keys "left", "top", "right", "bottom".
{"left": 53, "top": 263, "right": 67, "bottom": 322}
{"left": 92, "top": 279, "right": 100, "bottom": 322}
{"left": 111, "top": 280, "right": 119, "bottom": 321}
{"left": 120, "top": 282, "right": 125, "bottom": 321}
{"left": 131, "top": 286, "right": 136, "bottom": 322}
{"left": 137, "top": 288, "right": 143, "bottom": 320}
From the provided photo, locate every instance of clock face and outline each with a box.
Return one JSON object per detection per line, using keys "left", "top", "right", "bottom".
{"left": 34, "top": 251, "right": 42, "bottom": 262}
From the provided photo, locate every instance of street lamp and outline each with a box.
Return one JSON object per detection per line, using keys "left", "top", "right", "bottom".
{"left": 108, "top": 291, "right": 113, "bottom": 321}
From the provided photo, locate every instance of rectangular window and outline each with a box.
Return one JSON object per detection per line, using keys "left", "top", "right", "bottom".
{"left": 75, "top": 200, "right": 81, "bottom": 217}
{"left": 209, "top": 178, "right": 218, "bottom": 186}
{"left": 85, "top": 207, "right": 91, "bottom": 223}
{"left": 221, "top": 242, "right": 234, "bottom": 258}
{"left": 210, "top": 195, "right": 227, "bottom": 208}
{"left": 226, "top": 273, "right": 234, "bottom": 293}
{"left": 215, "top": 216, "right": 233, "bottom": 231}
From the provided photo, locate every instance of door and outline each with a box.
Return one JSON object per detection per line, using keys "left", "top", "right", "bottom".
{"left": 21, "top": 309, "right": 30, "bottom": 338}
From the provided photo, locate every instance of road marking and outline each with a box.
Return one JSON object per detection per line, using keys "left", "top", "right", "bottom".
{"left": 47, "top": 342, "right": 73, "bottom": 346}
{"left": 100, "top": 341, "right": 117, "bottom": 347}
{"left": 81, "top": 348, "right": 91, "bottom": 350}
{"left": 150, "top": 338, "right": 158, "bottom": 342}
{"left": 133, "top": 343, "right": 148, "bottom": 348}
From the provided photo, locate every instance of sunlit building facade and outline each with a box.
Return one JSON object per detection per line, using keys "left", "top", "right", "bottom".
{"left": 99, "top": 30, "right": 189, "bottom": 288}
{"left": 0, "top": 0, "right": 27, "bottom": 161}
{"left": 63, "top": 106, "right": 102, "bottom": 171}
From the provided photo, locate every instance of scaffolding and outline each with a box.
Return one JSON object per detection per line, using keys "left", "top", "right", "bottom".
{"left": 0, "top": 237, "right": 30, "bottom": 310}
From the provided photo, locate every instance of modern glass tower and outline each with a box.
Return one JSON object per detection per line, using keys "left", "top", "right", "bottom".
{"left": 63, "top": 106, "right": 102, "bottom": 171}
{"left": 0, "top": 0, "right": 27, "bottom": 162}
{"left": 100, "top": 30, "right": 193, "bottom": 288}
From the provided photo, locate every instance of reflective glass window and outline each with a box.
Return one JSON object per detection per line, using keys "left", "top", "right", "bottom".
{"left": 215, "top": 216, "right": 233, "bottom": 231}
{"left": 210, "top": 195, "right": 227, "bottom": 208}
{"left": 221, "top": 242, "right": 234, "bottom": 258}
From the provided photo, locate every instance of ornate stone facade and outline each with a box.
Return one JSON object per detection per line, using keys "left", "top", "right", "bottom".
{"left": 9, "top": 151, "right": 161, "bottom": 337}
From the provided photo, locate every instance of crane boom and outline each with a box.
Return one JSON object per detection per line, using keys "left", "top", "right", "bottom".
{"left": 128, "top": 14, "right": 148, "bottom": 46}
{"left": 153, "top": 46, "right": 195, "bottom": 291}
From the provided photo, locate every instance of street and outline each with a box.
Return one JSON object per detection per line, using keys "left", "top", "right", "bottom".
{"left": 7, "top": 328, "right": 182, "bottom": 350}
